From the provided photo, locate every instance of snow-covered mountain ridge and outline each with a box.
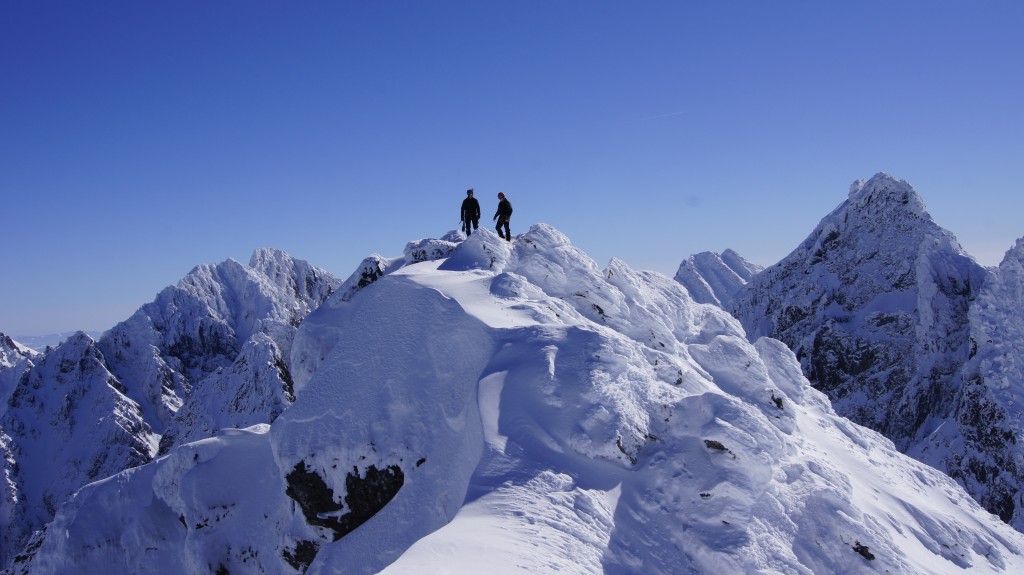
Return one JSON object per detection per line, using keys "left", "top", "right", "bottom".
{"left": 7, "top": 224, "right": 1024, "bottom": 574}
{"left": 8, "top": 333, "right": 104, "bottom": 354}
{"left": 0, "top": 249, "right": 341, "bottom": 570}
{"left": 726, "top": 173, "right": 1024, "bottom": 532}
{"left": 674, "top": 249, "right": 763, "bottom": 308}
{"left": 100, "top": 247, "right": 341, "bottom": 435}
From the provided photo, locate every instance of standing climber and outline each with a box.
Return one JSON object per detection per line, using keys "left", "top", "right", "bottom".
{"left": 460, "top": 188, "right": 481, "bottom": 236}
{"left": 493, "top": 192, "right": 513, "bottom": 241}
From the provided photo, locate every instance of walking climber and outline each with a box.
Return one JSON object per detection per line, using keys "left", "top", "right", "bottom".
{"left": 493, "top": 192, "right": 513, "bottom": 241}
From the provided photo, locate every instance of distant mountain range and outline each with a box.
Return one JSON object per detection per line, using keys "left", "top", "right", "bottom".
{"left": 3, "top": 174, "right": 1024, "bottom": 574}
{"left": 11, "top": 332, "right": 104, "bottom": 353}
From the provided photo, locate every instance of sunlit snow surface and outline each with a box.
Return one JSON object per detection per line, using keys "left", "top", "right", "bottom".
{"left": 12, "top": 225, "right": 1024, "bottom": 574}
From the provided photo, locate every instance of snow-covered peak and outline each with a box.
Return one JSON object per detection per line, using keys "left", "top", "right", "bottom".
{"left": 731, "top": 173, "right": 983, "bottom": 419}
{"left": 15, "top": 224, "right": 1024, "bottom": 574}
{"left": 0, "top": 333, "right": 39, "bottom": 414}
{"left": 736, "top": 174, "right": 978, "bottom": 341}
{"left": 0, "top": 334, "right": 38, "bottom": 368}
{"left": 728, "top": 174, "right": 1024, "bottom": 532}
{"left": 674, "top": 249, "right": 764, "bottom": 307}
{"left": 248, "top": 247, "right": 339, "bottom": 314}
{"left": 951, "top": 234, "right": 1024, "bottom": 523}
{"left": 173, "top": 255, "right": 298, "bottom": 346}
{"left": 98, "top": 250, "right": 341, "bottom": 430}
{"left": 1, "top": 250, "right": 341, "bottom": 572}
{"left": 249, "top": 246, "right": 296, "bottom": 273}
{"left": 847, "top": 172, "right": 928, "bottom": 215}
{"left": 0, "top": 332, "right": 152, "bottom": 568}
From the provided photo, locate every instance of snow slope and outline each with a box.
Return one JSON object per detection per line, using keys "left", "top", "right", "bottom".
{"left": 9, "top": 225, "right": 1024, "bottom": 574}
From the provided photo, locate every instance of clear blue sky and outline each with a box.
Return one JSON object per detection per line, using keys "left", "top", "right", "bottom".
{"left": 2, "top": 1, "right": 1022, "bottom": 336}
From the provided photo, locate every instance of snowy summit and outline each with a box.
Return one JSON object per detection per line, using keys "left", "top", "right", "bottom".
{"left": 728, "top": 173, "right": 1024, "bottom": 534}
{"left": 7, "top": 223, "right": 1024, "bottom": 574}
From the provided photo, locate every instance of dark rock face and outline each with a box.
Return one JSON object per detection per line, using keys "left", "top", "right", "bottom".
{"left": 950, "top": 373, "right": 1020, "bottom": 522}
{"left": 282, "top": 540, "right": 319, "bottom": 573}
{"left": 285, "top": 461, "right": 405, "bottom": 543}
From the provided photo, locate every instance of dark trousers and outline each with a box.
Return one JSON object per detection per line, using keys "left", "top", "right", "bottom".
{"left": 464, "top": 218, "right": 479, "bottom": 235}
{"left": 496, "top": 217, "right": 510, "bottom": 241}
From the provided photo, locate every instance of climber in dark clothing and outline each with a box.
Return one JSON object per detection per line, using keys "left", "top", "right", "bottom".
{"left": 461, "top": 189, "right": 481, "bottom": 236}
{"left": 493, "top": 192, "right": 513, "bottom": 241}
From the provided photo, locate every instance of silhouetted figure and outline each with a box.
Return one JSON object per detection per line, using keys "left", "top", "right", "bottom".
{"left": 461, "top": 189, "right": 480, "bottom": 236}
{"left": 493, "top": 192, "right": 513, "bottom": 241}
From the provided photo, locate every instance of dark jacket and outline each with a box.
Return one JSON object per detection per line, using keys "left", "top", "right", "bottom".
{"left": 494, "top": 198, "right": 513, "bottom": 220}
{"left": 461, "top": 197, "right": 481, "bottom": 221}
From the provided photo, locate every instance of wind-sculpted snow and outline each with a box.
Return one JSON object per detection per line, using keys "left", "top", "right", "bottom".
{"left": 333, "top": 254, "right": 404, "bottom": 304}
{"left": 10, "top": 225, "right": 1024, "bottom": 574}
